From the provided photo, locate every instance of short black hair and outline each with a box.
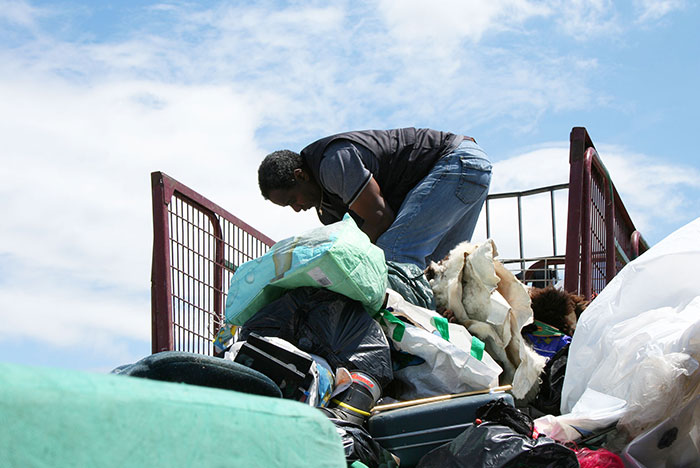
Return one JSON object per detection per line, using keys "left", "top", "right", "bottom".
{"left": 258, "top": 150, "right": 304, "bottom": 199}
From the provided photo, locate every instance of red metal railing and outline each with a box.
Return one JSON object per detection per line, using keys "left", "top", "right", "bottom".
{"left": 150, "top": 172, "right": 275, "bottom": 355}
{"left": 564, "top": 127, "right": 648, "bottom": 299}
{"left": 483, "top": 127, "right": 647, "bottom": 299}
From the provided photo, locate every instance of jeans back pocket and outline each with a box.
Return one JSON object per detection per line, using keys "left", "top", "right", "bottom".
{"left": 456, "top": 156, "right": 492, "bottom": 204}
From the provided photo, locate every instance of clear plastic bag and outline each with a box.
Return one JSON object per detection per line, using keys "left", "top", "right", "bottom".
{"left": 554, "top": 217, "right": 700, "bottom": 443}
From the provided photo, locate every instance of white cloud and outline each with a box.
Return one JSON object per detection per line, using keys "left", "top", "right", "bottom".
{"left": 634, "top": 0, "right": 686, "bottom": 23}
{"left": 549, "top": 0, "right": 622, "bottom": 39}
{"left": 377, "top": 0, "right": 551, "bottom": 47}
{"left": 0, "top": 274, "right": 148, "bottom": 347}
{"left": 0, "top": 62, "right": 317, "bottom": 361}
{"left": 0, "top": 0, "right": 42, "bottom": 29}
{"left": 375, "top": 0, "right": 685, "bottom": 46}
{"left": 111, "top": 1, "right": 603, "bottom": 135}
{"left": 491, "top": 145, "right": 571, "bottom": 192}
{"left": 0, "top": 75, "right": 270, "bottom": 283}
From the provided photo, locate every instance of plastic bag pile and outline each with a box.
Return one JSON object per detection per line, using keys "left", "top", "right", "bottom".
{"left": 218, "top": 213, "right": 700, "bottom": 467}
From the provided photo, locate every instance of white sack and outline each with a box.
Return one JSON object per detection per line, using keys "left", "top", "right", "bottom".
{"left": 378, "top": 289, "right": 502, "bottom": 400}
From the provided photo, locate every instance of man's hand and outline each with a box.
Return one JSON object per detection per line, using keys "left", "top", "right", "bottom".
{"left": 349, "top": 176, "right": 395, "bottom": 243}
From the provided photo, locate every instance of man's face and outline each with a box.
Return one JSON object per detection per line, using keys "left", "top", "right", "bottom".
{"left": 268, "top": 169, "right": 321, "bottom": 213}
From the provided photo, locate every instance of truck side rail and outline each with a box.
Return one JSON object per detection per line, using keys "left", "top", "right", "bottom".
{"left": 483, "top": 127, "right": 647, "bottom": 299}
{"left": 564, "top": 127, "right": 648, "bottom": 299}
{"left": 150, "top": 172, "right": 274, "bottom": 355}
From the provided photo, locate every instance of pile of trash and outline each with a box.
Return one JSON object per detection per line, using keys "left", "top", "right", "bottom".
{"left": 125, "top": 214, "right": 700, "bottom": 467}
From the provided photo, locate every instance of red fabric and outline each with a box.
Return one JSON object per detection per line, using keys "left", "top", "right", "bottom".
{"left": 576, "top": 448, "right": 624, "bottom": 468}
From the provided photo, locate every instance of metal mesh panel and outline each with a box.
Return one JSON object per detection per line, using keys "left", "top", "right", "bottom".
{"left": 166, "top": 195, "right": 273, "bottom": 355}
{"left": 589, "top": 166, "right": 607, "bottom": 296}
{"left": 151, "top": 171, "right": 274, "bottom": 355}
{"left": 221, "top": 217, "right": 272, "bottom": 286}
{"left": 565, "top": 129, "right": 648, "bottom": 299}
{"left": 168, "top": 195, "right": 219, "bottom": 355}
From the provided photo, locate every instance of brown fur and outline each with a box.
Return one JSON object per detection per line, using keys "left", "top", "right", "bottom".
{"left": 526, "top": 286, "right": 588, "bottom": 336}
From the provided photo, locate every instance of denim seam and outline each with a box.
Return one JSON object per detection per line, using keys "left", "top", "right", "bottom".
{"left": 383, "top": 168, "right": 448, "bottom": 259}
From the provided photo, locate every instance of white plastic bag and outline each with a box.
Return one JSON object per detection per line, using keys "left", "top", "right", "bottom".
{"left": 377, "top": 290, "right": 502, "bottom": 400}
{"left": 554, "top": 216, "right": 700, "bottom": 442}
{"left": 384, "top": 289, "right": 477, "bottom": 352}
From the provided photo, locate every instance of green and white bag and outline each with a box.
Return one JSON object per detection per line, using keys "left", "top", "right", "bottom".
{"left": 375, "top": 289, "right": 503, "bottom": 400}
{"left": 217, "top": 215, "right": 387, "bottom": 347}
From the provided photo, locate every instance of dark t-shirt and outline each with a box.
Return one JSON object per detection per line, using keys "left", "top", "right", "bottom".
{"left": 318, "top": 140, "right": 379, "bottom": 206}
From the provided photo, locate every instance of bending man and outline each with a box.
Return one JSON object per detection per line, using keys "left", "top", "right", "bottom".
{"left": 258, "top": 127, "right": 491, "bottom": 269}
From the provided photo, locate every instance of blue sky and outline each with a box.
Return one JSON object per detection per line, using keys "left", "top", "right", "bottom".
{"left": 1, "top": 0, "right": 698, "bottom": 373}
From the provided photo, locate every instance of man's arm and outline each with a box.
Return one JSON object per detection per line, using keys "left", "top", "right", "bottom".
{"left": 349, "top": 176, "right": 395, "bottom": 243}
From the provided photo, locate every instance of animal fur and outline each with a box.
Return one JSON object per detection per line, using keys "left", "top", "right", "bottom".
{"left": 525, "top": 286, "right": 588, "bottom": 336}
{"left": 426, "top": 240, "right": 547, "bottom": 401}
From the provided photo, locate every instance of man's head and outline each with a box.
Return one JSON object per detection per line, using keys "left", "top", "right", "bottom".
{"left": 258, "top": 150, "right": 321, "bottom": 212}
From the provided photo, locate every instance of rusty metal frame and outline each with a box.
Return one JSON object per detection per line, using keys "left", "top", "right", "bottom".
{"left": 150, "top": 171, "right": 275, "bottom": 355}
{"left": 485, "top": 127, "right": 647, "bottom": 299}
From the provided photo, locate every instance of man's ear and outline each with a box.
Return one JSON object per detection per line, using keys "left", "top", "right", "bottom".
{"left": 293, "top": 168, "right": 309, "bottom": 181}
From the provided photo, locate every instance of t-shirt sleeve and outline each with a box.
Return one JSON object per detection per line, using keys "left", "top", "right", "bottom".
{"left": 318, "top": 141, "right": 372, "bottom": 206}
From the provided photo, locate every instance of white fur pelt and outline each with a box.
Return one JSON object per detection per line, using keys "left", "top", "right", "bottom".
{"left": 427, "top": 239, "right": 546, "bottom": 400}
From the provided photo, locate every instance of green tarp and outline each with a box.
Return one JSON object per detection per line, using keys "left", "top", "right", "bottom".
{"left": 0, "top": 362, "right": 346, "bottom": 468}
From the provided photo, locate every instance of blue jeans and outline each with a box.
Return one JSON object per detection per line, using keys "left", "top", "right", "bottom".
{"left": 376, "top": 139, "right": 492, "bottom": 269}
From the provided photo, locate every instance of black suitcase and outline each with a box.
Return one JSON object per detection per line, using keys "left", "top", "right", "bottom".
{"left": 367, "top": 391, "right": 515, "bottom": 467}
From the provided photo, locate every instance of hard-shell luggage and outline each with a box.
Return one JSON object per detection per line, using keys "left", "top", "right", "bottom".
{"left": 367, "top": 391, "right": 515, "bottom": 467}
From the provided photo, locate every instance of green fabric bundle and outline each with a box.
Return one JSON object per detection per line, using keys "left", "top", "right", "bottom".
{"left": 0, "top": 362, "right": 345, "bottom": 467}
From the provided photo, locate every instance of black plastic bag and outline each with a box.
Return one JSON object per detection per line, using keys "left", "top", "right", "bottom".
{"left": 475, "top": 397, "right": 535, "bottom": 437}
{"left": 416, "top": 422, "right": 578, "bottom": 468}
{"left": 531, "top": 343, "right": 570, "bottom": 416}
{"left": 418, "top": 401, "right": 577, "bottom": 468}
{"left": 328, "top": 418, "right": 399, "bottom": 468}
{"left": 386, "top": 261, "right": 435, "bottom": 310}
{"left": 240, "top": 287, "right": 393, "bottom": 388}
